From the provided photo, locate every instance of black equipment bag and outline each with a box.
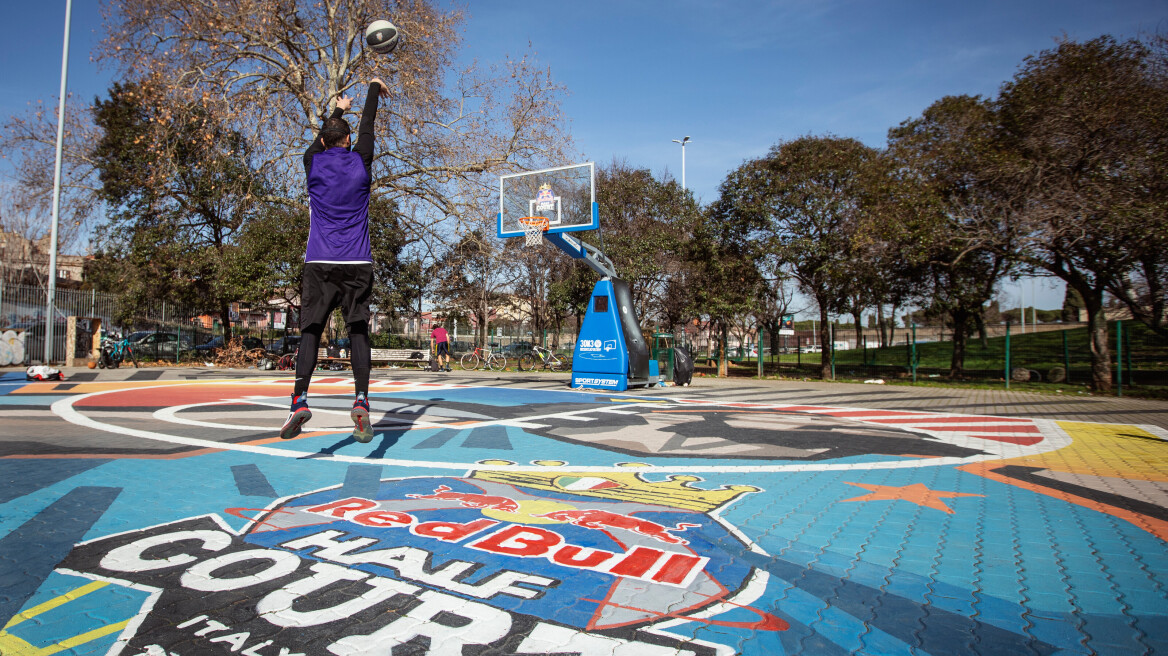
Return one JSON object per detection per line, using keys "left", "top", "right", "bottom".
{"left": 429, "top": 357, "right": 442, "bottom": 372}
{"left": 672, "top": 346, "right": 694, "bottom": 386}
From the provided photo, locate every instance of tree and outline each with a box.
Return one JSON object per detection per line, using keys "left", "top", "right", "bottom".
{"left": 3, "top": 96, "right": 102, "bottom": 258}
{"left": 887, "top": 95, "right": 1012, "bottom": 377}
{"left": 0, "top": 183, "right": 82, "bottom": 287}
{"left": 230, "top": 203, "right": 310, "bottom": 316}
{"left": 591, "top": 162, "right": 700, "bottom": 321}
{"left": 715, "top": 137, "right": 877, "bottom": 379}
{"left": 368, "top": 198, "right": 425, "bottom": 328}
{"left": 996, "top": 36, "right": 1162, "bottom": 391}
{"left": 89, "top": 81, "right": 265, "bottom": 333}
{"left": 509, "top": 239, "right": 561, "bottom": 345}
{"left": 751, "top": 273, "right": 798, "bottom": 358}
{"left": 547, "top": 259, "right": 596, "bottom": 342}
{"left": 1102, "top": 33, "right": 1168, "bottom": 338}
{"left": 98, "top": 0, "right": 571, "bottom": 236}
{"left": 684, "top": 210, "right": 761, "bottom": 377}
{"left": 1060, "top": 287, "right": 1085, "bottom": 323}
{"left": 430, "top": 228, "right": 514, "bottom": 347}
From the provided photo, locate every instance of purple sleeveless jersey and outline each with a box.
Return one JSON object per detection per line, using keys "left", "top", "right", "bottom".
{"left": 305, "top": 148, "right": 372, "bottom": 263}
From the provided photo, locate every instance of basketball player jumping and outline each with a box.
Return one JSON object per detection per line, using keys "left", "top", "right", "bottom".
{"left": 281, "top": 78, "right": 389, "bottom": 443}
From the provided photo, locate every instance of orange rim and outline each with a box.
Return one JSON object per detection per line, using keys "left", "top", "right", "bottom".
{"left": 518, "top": 216, "right": 550, "bottom": 231}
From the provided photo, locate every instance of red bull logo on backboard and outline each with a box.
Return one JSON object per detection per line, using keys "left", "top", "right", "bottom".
{"left": 535, "top": 183, "right": 556, "bottom": 213}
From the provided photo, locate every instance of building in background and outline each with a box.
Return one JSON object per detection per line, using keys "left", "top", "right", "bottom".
{"left": 0, "top": 231, "right": 87, "bottom": 286}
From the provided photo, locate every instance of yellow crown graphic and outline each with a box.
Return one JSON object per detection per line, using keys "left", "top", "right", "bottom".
{"left": 471, "top": 461, "right": 758, "bottom": 512}
{"left": 539, "top": 183, "right": 552, "bottom": 190}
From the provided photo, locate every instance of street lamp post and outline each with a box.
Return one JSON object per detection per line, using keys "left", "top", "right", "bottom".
{"left": 671, "top": 136, "right": 691, "bottom": 191}
{"left": 44, "top": 0, "right": 73, "bottom": 365}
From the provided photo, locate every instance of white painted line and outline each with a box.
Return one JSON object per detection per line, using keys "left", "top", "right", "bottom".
{"left": 48, "top": 379, "right": 1073, "bottom": 473}
{"left": 495, "top": 421, "right": 552, "bottom": 429}
{"left": 0, "top": 409, "right": 54, "bottom": 417}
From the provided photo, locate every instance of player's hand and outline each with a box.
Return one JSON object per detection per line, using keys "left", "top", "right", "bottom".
{"left": 336, "top": 95, "right": 352, "bottom": 111}
{"left": 371, "top": 77, "right": 389, "bottom": 98}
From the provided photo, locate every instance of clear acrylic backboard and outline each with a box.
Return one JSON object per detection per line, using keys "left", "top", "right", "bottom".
{"left": 497, "top": 162, "right": 598, "bottom": 239}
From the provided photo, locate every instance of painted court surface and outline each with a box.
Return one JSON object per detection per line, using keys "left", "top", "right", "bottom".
{"left": 0, "top": 369, "right": 1165, "bottom": 655}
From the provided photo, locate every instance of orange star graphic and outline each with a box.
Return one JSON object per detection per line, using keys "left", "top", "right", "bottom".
{"left": 840, "top": 482, "right": 984, "bottom": 514}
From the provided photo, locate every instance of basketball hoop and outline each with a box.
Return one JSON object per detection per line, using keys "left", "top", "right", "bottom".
{"left": 518, "top": 216, "right": 549, "bottom": 247}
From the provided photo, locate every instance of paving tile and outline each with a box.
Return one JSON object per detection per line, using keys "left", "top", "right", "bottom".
{"left": 0, "top": 369, "right": 1165, "bottom": 654}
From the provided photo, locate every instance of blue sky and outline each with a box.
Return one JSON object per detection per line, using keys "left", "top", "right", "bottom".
{"left": 3, "top": 1, "right": 1166, "bottom": 309}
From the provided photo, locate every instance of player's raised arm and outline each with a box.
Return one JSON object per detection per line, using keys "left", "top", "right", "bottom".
{"left": 303, "top": 96, "right": 352, "bottom": 174}
{"left": 354, "top": 78, "right": 388, "bottom": 172}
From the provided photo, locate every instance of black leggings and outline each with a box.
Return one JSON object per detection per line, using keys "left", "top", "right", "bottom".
{"left": 294, "top": 321, "right": 370, "bottom": 398}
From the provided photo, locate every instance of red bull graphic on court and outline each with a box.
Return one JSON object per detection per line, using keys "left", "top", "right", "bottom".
{"left": 535, "top": 508, "right": 701, "bottom": 545}
{"left": 44, "top": 469, "right": 782, "bottom": 655}
{"left": 405, "top": 484, "right": 521, "bottom": 513}
{"left": 6, "top": 374, "right": 1167, "bottom": 655}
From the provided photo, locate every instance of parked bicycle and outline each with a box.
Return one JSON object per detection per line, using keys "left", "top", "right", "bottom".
{"left": 97, "top": 333, "right": 138, "bottom": 369}
{"left": 518, "top": 345, "right": 566, "bottom": 372}
{"left": 460, "top": 346, "right": 508, "bottom": 371}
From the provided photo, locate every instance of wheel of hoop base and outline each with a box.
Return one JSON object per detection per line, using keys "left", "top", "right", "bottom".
{"left": 518, "top": 216, "right": 550, "bottom": 246}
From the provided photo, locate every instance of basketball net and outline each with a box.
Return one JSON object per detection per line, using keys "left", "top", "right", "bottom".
{"left": 518, "top": 216, "right": 549, "bottom": 247}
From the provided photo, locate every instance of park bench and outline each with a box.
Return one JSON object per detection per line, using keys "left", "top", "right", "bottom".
{"left": 316, "top": 347, "right": 430, "bottom": 368}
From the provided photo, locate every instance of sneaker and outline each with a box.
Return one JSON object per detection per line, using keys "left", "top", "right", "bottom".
{"left": 444, "top": 366, "right": 452, "bottom": 372}
{"left": 280, "top": 393, "right": 311, "bottom": 439}
{"left": 351, "top": 396, "right": 374, "bottom": 443}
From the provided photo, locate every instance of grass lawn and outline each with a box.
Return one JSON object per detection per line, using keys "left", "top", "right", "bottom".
{"left": 707, "top": 321, "right": 1167, "bottom": 396}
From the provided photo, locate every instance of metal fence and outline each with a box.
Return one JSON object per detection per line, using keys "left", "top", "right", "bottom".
{"left": 711, "top": 321, "right": 1168, "bottom": 390}
{"left": 6, "top": 279, "right": 1162, "bottom": 391}
{"left": 1, "top": 283, "right": 117, "bottom": 365}
{"left": 0, "top": 283, "right": 257, "bottom": 365}
{"left": 0, "top": 282, "right": 585, "bottom": 366}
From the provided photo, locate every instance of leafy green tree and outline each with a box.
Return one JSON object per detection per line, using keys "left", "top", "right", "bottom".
{"left": 90, "top": 81, "right": 263, "bottom": 334}
{"left": 198, "top": 190, "right": 423, "bottom": 338}
{"left": 995, "top": 36, "right": 1162, "bottom": 391}
{"left": 229, "top": 203, "right": 309, "bottom": 316}
{"left": 591, "top": 162, "right": 700, "bottom": 318}
{"left": 368, "top": 199, "right": 426, "bottom": 330}
{"left": 684, "top": 210, "right": 761, "bottom": 376}
{"left": 547, "top": 259, "right": 596, "bottom": 341}
{"left": 715, "top": 136, "right": 877, "bottom": 379}
{"left": 887, "top": 95, "right": 1012, "bottom": 377}
{"left": 1103, "top": 33, "right": 1168, "bottom": 338}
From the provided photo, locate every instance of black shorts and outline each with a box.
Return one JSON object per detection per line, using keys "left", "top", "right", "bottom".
{"left": 436, "top": 341, "right": 449, "bottom": 356}
{"left": 299, "top": 262, "right": 373, "bottom": 328}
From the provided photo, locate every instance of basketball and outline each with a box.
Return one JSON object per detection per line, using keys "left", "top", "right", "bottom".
{"left": 366, "top": 19, "right": 400, "bottom": 55}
